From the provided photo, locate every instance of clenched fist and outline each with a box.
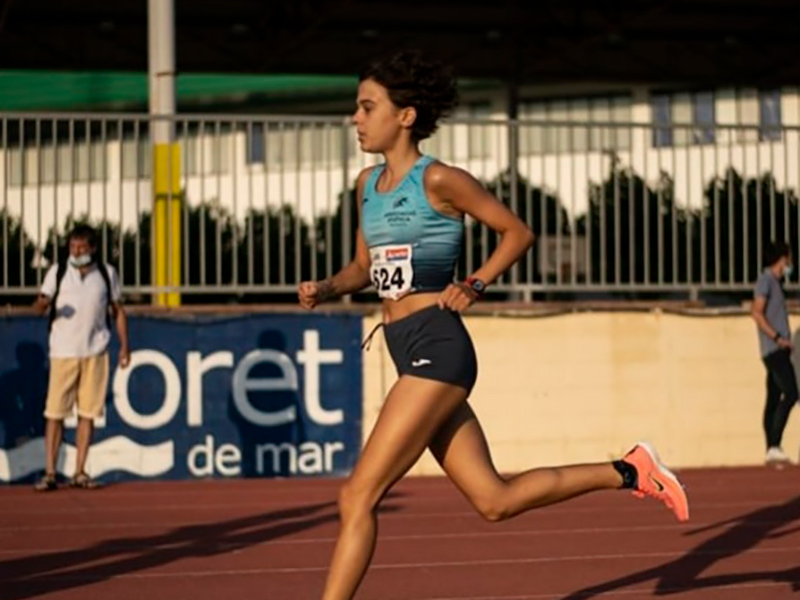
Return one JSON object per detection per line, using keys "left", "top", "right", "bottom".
{"left": 436, "top": 282, "right": 478, "bottom": 312}
{"left": 298, "top": 280, "right": 337, "bottom": 309}
{"left": 298, "top": 281, "right": 322, "bottom": 309}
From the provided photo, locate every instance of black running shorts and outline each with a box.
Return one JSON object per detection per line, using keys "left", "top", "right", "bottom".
{"left": 383, "top": 305, "right": 478, "bottom": 392}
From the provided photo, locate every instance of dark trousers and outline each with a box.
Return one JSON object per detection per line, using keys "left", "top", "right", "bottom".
{"left": 763, "top": 349, "right": 799, "bottom": 449}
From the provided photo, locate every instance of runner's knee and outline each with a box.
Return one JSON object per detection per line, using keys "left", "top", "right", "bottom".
{"left": 338, "top": 478, "right": 381, "bottom": 521}
{"left": 473, "top": 492, "right": 512, "bottom": 522}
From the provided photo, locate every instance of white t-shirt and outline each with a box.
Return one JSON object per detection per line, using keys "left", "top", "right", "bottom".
{"left": 40, "top": 262, "right": 122, "bottom": 358}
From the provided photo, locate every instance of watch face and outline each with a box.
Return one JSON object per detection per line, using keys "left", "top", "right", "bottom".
{"left": 471, "top": 279, "right": 485, "bottom": 293}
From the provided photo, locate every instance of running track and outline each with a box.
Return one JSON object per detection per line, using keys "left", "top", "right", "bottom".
{"left": 1, "top": 467, "right": 799, "bottom": 599}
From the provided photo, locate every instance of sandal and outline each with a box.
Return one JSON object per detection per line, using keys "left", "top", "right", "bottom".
{"left": 69, "top": 472, "right": 101, "bottom": 490}
{"left": 34, "top": 473, "right": 58, "bottom": 492}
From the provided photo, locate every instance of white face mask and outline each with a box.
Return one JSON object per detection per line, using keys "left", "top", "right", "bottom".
{"left": 784, "top": 265, "right": 794, "bottom": 279}
{"left": 69, "top": 253, "right": 93, "bottom": 268}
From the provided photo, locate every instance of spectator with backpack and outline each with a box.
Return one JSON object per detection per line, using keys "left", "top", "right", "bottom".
{"left": 32, "top": 224, "right": 130, "bottom": 491}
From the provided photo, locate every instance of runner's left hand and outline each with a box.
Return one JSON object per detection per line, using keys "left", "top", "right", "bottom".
{"left": 437, "top": 283, "right": 477, "bottom": 312}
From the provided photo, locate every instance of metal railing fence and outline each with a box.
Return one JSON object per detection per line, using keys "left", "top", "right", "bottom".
{"left": 1, "top": 112, "right": 798, "bottom": 299}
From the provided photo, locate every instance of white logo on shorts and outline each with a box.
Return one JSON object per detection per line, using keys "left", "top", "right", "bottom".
{"left": 411, "top": 358, "right": 432, "bottom": 367}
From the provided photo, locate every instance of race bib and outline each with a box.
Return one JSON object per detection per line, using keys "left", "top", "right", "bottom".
{"left": 370, "top": 244, "right": 414, "bottom": 299}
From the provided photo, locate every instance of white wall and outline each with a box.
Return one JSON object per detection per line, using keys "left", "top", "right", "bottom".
{"left": 362, "top": 311, "right": 800, "bottom": 474}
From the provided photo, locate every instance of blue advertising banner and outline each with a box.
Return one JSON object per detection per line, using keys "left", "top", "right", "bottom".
{"left": 0, "top": 313, "right": 363, "bottom": 483}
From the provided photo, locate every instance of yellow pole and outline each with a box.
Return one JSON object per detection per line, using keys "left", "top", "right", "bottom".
{"left": 149, "top": 0, "right": 180, "bottom": 306}
{"left": 153, "top": 142, "right": 181, "bottom": 306}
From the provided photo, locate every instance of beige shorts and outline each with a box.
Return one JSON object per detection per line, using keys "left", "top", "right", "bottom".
{"left": 44, "top": 353, "right": 110, "bottom": 420}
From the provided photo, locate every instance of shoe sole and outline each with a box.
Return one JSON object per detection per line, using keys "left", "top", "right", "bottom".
{"left": 33, "top": 484, "right": 58, "bottom": 492}
{"left": 635, "top": 441, "right": 689, "bottom": 521}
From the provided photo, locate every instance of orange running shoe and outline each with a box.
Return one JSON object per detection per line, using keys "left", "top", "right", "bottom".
{"left": 623, "top": 442, "right": 689, "bottom": 522}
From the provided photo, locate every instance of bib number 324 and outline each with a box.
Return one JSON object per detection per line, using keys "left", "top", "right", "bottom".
{"left": 370, "top": 244, "right": 414, "bottom": 300}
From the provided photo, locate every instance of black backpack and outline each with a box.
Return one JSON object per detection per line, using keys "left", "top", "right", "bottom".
{"left": 48, "top": 259, "right": 113, "bottom": 332}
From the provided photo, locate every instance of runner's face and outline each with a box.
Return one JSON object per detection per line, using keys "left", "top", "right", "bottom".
{"left": 353, "top": 78, "right": 411, "bottom": 153}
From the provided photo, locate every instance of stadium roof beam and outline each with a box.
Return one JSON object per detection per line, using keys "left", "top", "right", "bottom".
{"left": 2, "top": 0, "right": 800, "bottom": 86}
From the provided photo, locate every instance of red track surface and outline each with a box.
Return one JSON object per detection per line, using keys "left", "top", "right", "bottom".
{"left": 2, "top": 467, "right": 800, "bottom": 599}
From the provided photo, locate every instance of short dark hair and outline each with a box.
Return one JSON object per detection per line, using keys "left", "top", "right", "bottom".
{"left": 359, "top": 50, "right": 459, "bottom": 142}
{"left": 68, "top": 224, "right": 97, "bottom": 248}
{"left": 765, "top": 240, "right": 791, "bottom": 266}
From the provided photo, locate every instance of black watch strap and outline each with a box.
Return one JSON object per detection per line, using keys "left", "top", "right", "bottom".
{"left": 464, "top": 277, "right": 486, "bottom": 297}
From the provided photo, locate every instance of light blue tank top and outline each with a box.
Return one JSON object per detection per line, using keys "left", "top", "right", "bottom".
{"left": 361, "top": 155, "right": 463, "bottom": 292}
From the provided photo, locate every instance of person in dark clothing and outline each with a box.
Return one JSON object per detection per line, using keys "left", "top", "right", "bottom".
{"left": 751, "top": 240, "right": 798, "bottom": 467}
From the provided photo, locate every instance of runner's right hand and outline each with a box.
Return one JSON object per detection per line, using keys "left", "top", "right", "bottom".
{"left": 298, "top": 281, "right": 321, "bottom": 309}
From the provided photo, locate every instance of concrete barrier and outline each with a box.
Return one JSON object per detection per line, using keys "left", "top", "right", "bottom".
{"left": 363, "top": 310, "right": 800, "bottom": 473}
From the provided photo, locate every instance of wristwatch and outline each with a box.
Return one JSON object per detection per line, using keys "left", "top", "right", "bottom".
{"left": 773, "top": 332, "right": 781, "bottom": 342}
{"left": 464, "top": 277, "right": 486, "bottom": 298}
